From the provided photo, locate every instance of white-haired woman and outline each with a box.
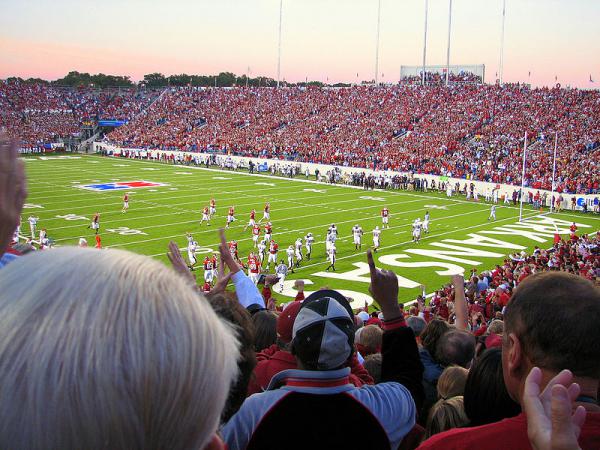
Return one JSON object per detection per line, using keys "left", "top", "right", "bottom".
{"left": 0, "top": 247, "right": 239, "bottom": 450}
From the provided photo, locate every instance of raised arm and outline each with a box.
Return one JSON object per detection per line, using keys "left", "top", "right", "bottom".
{"left": 367, "top": 250, "right": 424, "bottom": 411}
{"left": 451, "top": 274, "right": 468, "bottom": 330}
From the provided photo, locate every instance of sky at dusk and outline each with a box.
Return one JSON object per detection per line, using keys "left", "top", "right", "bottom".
{"left": 1, "top": 0, "right": 599, "bottom": 88}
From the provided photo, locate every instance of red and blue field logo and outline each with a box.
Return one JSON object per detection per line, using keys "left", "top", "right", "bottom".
{"left": 77, "top": 181, "right": 167, "bottom": 191}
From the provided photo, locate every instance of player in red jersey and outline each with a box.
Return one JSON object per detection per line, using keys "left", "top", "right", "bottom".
{"left": 267, "top": 240, "right": 279, "bottom": 270}
{"left": 226, "top": 206, "right": 236, "bottom": 229}
{"left": 95, "top": 234, "right": 102, "bottom": 249}
{"left": 244, "top": 209, "right": 256, "bottom": 231}
{"left": 251, "top": 224, "right": 261, "bottom": 247}
{"left": 203, "top": 255, "right": 215, "bottom": 285}
{"left": 264, "top": 222, "right": 273, "bottom": 242}
{"left": 381, "top": 207, "right": 390, "bottom": 229}
{"left": 122, "top": 193, "right": 129, "bottom": 213}
{"left": 259, "top": 202, "right": 270, "bottom": 223}
{"left": 247, "top": 252, "right": 261, "bottom": 285}
{"left": 87, "top": 212, "right": 100, "bottom": 235}
{"left": 200, "top": 206, "right": 211, "bottom": 226}
{"left": 209, "top": 198, "right": 216, "bottom": 217}
{"left": 570, "top": 222, "right": 578, "bottom": 240}
{"left": 229, "top": 240, "right": 240, "bottom": 262}
{"left": 202, "top": 281, "right": 211, "bottom": 293}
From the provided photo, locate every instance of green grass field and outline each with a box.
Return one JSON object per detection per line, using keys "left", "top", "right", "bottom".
{"left": 22, "top": 154, "right": 600, "bottom": 309}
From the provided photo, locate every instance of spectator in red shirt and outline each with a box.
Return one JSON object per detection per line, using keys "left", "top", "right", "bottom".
{"left": 418, "top": 272, "right": 600, "bottom": 449}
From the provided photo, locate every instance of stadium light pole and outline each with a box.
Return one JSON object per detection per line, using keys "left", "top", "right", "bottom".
{"left": 375, "top": 0, "right": 382, "bottom": 86}
{"left": 422, "top": 0, "right": 429, "bottom": 86}
{"left": 550, "top": 131, "right": 558, "bottom": 213}
{"left": 499, "top": 0, "right": 506, "bottom": 86}
{"left": 277, "top": 0, "right": 283, "bottom": 89}
{"left": 445, "top": 0, "right": 453, "bottom": 87}
{"left": 519, "top": 131, "right": 528, "bottom": 222}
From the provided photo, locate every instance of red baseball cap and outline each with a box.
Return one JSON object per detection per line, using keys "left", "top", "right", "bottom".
{"left": 277, "top": 301, "right": 303, "bottom": 343}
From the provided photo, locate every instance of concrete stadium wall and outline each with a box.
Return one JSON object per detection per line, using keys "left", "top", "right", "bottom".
{"left": 93, "top": 142, "right": 599, "bottom": 210}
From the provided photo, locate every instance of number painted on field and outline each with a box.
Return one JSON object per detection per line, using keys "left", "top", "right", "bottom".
{"left": 56, "top": 214, "right": 88, "bottom": 221}
{"left": 359, "top": 196, "right": 385, "bottom": 201}
{"left": 106, "top": 227, "right": 148, "bottom": 236}
{"left": 181, "top": 246, "right": 214, "bottom": 254}
{"left": 23, "top": 203, "right": 44, "bottom": 209}
{"left": 303, "top": 188, "right": 326, "bottom": 194}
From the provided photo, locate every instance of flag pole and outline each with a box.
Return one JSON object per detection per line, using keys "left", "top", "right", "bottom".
{"left": 445, "top": 0, "right": 453, "bottom": 87}
{"left": 277, "top": 0, "right": 283, "bottom": 89}
{"left": 519, "top": 131, "right": 527, "bottom": 222}
{"left": 422, "top": 0, "right": 429, "bottom": 86}
{"left": 499, "top": 0, "right": 506, "bottom": 86}
{"left": 375, "top": 0, "right": 382, "bottom": 85}
{"left": 550, "top": 131, "right": 558, "bottom": 213}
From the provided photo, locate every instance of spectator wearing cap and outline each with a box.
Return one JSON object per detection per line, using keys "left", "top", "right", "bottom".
{"left": 247, "top": 301, "right": 373, "bottom": 396}
{"left": 418, "top": 272, "right": 600, "bottom": 449}
{"left": 223, "top": 251, "right": 425, "bottom": 450}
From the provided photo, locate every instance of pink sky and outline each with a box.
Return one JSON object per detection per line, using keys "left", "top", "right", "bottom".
{"left": 1, "top": 0, "right": 599, "bottom": 88}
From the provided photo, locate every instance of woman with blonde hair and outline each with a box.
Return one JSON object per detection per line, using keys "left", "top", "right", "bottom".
{"left": 425, "top": 396, "right": 469, "bottom": 439}
{"left": 436, "top": 365, "right": 469, "bottom": 400}
{"left": 0, "top": 247, "right": 239, "bottom": 450}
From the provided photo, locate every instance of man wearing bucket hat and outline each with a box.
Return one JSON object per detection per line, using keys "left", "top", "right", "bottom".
{"left": 222, "top": 250, "right": 425, "bottom": 450}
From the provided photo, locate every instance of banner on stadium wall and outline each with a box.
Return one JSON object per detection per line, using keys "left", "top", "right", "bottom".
{"left": 257, "top": 162, "right": 269, "bottom": 172}
{"left": 439, "top": 176, "right": 449, "bottom": 181}
{"left": 98, "top": 120, "right": 128, "bottom": 127}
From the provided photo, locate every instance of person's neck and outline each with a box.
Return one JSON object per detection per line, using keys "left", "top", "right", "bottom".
{"left": 522, "top": 369, "right": 600, "bottom": 413}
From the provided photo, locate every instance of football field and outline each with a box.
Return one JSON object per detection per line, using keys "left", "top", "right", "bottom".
{"left": 23, "top": 154, "right": 600, "bottom": 309}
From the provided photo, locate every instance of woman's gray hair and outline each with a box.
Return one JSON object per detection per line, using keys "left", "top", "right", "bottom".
{"left": 0, "top": 247, "right": 239, "bottom": 450}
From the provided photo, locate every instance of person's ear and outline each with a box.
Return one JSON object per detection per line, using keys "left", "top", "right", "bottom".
{"left": 203, "top": 434, "right": 225, "bottom": 450}
{"left": 505, "top": 332, "right": 524, "bottom": 377}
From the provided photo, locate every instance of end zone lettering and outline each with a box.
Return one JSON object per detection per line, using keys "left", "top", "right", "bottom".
{"left": 77, "top": 181, "right": 167, "bottom": 191}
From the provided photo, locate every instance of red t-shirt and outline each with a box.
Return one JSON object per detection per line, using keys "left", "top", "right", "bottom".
{"left": 417, "top": 412, "right": 600, "bottom": 450}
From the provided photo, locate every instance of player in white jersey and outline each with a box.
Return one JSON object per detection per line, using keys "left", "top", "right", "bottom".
{"left": 493, "top": 189, "right": 499, "bottom": 204}
{"left": 325, "top": 230, "right": 337, "bottom": 257}
{"left": 446, "top": 184, "right": 453, "bottom": 197}
{"left": 328, "top": 223, "right": 338, "bottom": 237}
{"left": 485, "top": 188, "right": 491, "bottom": 202}
{"left": 412, "top": 219, "right": 422, "bottom": 243}
{"left": 372, "top": 226, "right": 381, "bottom": 252}
{"left": 422, "top": 211, "right": 430, "bottom": 234}
{"left": 325, "top": 245, "right": 336, "bottom": 271}
{"left": 39, "top": 228, "right": 47, "bottom": 244}
{"left": 294, "top": 238, "right": 303, "bottom": 267}
{"left": 305, "top": 232, "right": 314, "bottom": 260}
{"left": 122, "top": 193, "right": 129, "bottom": 213}
{"left": 286, "top": 245, "right": 295, "bottom": 273}
{"left": 488, "top": 204, "right": 497, "bottom": 221}
{"left": 28, "top": 215, "right": 39, "bottom": 238}
{"left": 209, "top": 199, "right": 216, "bottom": 217}
{"left": 12, "top": 219, "right": 21, "bottom": 244}
{"left": 275, "top": 260, "right": 288, "bottom": 292}
{"left": 257, "top": 240, "right": 267, "bottom": 265}
{"left": 187, "top": 240, "right": 198, "bottom": 268}
{"left": 352, "top": 224, "right": 363, "bottom": 250}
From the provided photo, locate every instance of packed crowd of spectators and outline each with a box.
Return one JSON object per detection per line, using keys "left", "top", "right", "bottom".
{"left": 2, "top": 78, "right": 598, "bottom": 193}
{"left": 1, "top": 134, "right": 599, "bottom": 449}
{"left": 0, "top": 80, "right": 158, "bottom": 148}
{"left": 106, "top": 84, "right": 599, "bottom": 194}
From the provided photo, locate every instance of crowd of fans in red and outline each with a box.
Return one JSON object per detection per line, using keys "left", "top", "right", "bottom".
{"left": 0, "top": 80, "right": 157, "bottom": 149}
{"left": 108, "top": 84, "right": 599, "bottom": 194}
{"left": 1, "top": 78, "right": 598, "bottom": 193}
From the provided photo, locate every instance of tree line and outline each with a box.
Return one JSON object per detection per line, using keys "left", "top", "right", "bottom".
{"left": 4, "top": 71, "right": 352, "bottom": 88}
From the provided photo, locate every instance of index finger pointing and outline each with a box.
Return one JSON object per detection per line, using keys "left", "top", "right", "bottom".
{"left": 219, "top": 228, "right": 227, "bottom": 246}
{"left": 367, "top": 249, "right": 377, "bottom": 275}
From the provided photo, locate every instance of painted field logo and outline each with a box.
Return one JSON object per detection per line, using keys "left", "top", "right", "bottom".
{"left": 77, "top": 181, "right": 167, "bottom": 191}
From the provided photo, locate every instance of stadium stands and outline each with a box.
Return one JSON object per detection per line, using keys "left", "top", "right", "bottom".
{"left": 1, "top": 80, "right": 598, "bottom": 192}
